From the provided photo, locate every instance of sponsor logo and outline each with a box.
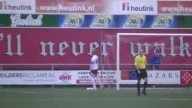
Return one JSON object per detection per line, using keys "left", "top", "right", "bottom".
{"left": 122, "top": 2, "right": 154, "bottom": 11}
{"left": 124, "top": 15, "right": 145, "bottom": 28}
{"left": 121, "top": 71, "right": 129, "bottom": 80}
{"left": 148, "top": 72, "right": 179, "bottom": 79}
{"left": 59, "top": 73, "right": 72, "bottom": 82}
{"left": 152, "top": 15, "right": 173, "bottom": 28}
{"left": 0, "top": 1, "right": 32, "bottom": 10}
{"left": 91, "top": 15, "right": 112, "bottom": 27}
{"left": 38, "top": 5, "right": 95, "bottom": 12}
{"left": 62, "top": 15, "right": 84, "bottom": 27}
{"left": 10, "top": 14, "right": 43, "bottom": 27}
{"left": 181, "top": 71, "right": 192, "bottom": 84}
{"left": 0, "top": 73, "right": 55, "bottom": 78}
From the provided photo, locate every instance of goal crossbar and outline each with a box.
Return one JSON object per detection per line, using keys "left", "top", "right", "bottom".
{"left": 116, "top": 33, "right": 192, "bottom": 90}
{"left": 117, "top": 33, "right": 192, "bottom": 36}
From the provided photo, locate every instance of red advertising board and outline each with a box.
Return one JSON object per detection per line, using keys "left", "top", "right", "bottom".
{"left": 180, "top": 71, "right": 192, "bottom": 84}
{"left": 158, "top": 1, "right": 192, "bottom": 14}
{"left": 0, "top": 28, "right": 192, "bottom": 69}
{"left": 35, "top": 0, "right": 107, "bottom": 13}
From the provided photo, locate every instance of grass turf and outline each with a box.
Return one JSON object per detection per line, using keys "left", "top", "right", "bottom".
{"left": 0, "top": 88, "right": 192, "bottom": 108}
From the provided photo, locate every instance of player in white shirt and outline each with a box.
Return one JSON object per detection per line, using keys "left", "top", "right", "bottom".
{"left": 87, "top": 50, "right": 101, "bottom": 90}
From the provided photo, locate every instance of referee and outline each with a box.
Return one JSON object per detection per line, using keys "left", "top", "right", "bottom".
{"left": 134, "top": 49, "right": 148, "bottom": 96}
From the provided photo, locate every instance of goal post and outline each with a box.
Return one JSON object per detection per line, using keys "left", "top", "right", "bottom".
{"left": 116, "top": 33, "right": 192, "bottom": 90}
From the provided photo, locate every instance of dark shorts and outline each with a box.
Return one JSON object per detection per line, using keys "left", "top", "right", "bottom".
{"left": 135, "top": 69, "right": 148, "bottom": 80}
{"left": 91, "top": 70, "right": 98, "bottom": 76}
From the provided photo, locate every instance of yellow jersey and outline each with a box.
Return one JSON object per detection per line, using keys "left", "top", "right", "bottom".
{"left": 134, "top": 55, "right": 147, "bottom": 69}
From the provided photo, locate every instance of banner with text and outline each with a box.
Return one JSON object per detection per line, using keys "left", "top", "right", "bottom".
{"left": 0, "top": 70, "right": 189, "bottom": 85}
{"left": 2, "top": 0, "right": 192, "bottom": 15}
{"left": 35, "top": 0, "right": 157, "bottom": 15}
{"left": 0, "top": 29, "right": 192, "bottom": 70}
{"left": 0, "top": 14, "right": 58, "bottom": 27}
{"left": 158, "top": 1, "right": 192, "bottom": 15}
{"left": 121, "top": 70, "right": 180, "bottom": 84}
{"left": 0, "top": 71, "right": 57, "bottom": 84}
{"left": 0, "top": 14, "right": 178, "bottom": 28}
{"left": 57, "top": 70, "right": 116, "bottom": 85}
{"left": 0, "top": 0, "right": 35, "bottom": 14}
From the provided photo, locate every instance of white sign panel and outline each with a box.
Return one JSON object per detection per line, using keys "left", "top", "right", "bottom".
{"left": 57, "top": 71, "right": 77, "bottom": 84}
{"left": 0, "top": 70, "right": 180, "bottom": 85}
{"left": 118, "top": 0, "right": 157, "bottom": 15}
{"left": 0, "top": 0, "right": 35, "bottom": 13}
{"left": 120, "top": 71, "right": 180, "bottom": 84}
{"left": 76, "top": 70, "right": 117, "bottom": 84}
{"left": 148, "top": 70, "right": 180, "bottom": 84}
{"left": 0, "top": 71, "right": 57, "bottom": 85}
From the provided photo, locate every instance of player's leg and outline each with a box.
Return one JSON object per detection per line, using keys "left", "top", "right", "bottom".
{"left": 142, "top": 69, "right": 148, "bottom": 96}
{"left": 90, "top": 72, "right": 96, "bottom": 89}
{"left": 91, "top": 70, "right": 101, "bottom": 89}
{"left": 135, "top": 69, "right": 141, "bottom": 96}
{"left": 93, "top": 70, "right": 102, "bottom": 88}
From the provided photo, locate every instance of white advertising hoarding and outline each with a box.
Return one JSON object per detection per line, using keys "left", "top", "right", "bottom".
{"left": 0, "top": 70, "right": 180, "bottom": 85}
{"left": 76, "top": 70, "right": 116, "bottom": 84}
{"left": 0, "top": 0, "right": 158, "bottom": 15}
{"left": 121, "top": 70, "right": 180, "bottom": 84}
{"left": 57, "top": 70, "right": 117, "bottom": 85}
{"left": 118, "top": 0, "right": 157, "bottom": 15}
{"left": 0, "top": 0, "right": 35, "bottom": 14}
{"left": 0, "top": 71, "right": 57, "bottom": 85}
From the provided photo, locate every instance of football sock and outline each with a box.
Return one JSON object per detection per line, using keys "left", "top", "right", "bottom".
{"left": 91, "top": 77, "right": 96, "bottom": 88}
{"left": 96, "top": 76, "right": 102, "bottom": 87}
{"left": 143, "top": 82, "right": 148, "bottom": 91}
{"left": 137, "top": 83, "right": 140, "bottom": 92}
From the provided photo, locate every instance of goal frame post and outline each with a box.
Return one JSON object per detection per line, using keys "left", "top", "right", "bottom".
{"left": 116, "top": 33, "right": 192, "bottom": 90}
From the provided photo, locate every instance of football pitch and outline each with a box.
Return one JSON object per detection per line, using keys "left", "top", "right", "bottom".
{"left": 0, "top": 87, "right": 192, "bottom": 108}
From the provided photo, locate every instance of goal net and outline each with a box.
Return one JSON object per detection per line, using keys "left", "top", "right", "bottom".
{"left": 102, "top": 33, "right": 192, "bottom": 90}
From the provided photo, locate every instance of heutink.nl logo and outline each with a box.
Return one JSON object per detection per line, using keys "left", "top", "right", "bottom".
{"left": 0, "top": 1, "right": 32, "bottom": 10}
{"left": 122, "top": 3, "right": 154, "bottom": 11}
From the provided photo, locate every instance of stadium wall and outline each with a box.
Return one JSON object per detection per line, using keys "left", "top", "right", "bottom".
{"left": 0, "top": 28, "right": 192, "bottom": 70}
{"left": 0, "top": 28, "right": 192, "bottom": 87}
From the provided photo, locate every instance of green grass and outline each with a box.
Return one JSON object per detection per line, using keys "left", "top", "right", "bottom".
{"left": 0, "top": 88, "right": 192, "bottom": 108}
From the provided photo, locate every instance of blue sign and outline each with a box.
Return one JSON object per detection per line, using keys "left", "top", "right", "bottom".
{"left": 57, "top": 15, "right": 178, "bottom": 28}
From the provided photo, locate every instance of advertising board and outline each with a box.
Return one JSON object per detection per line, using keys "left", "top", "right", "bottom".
{"left": 158, "top": 1, "right": 192, "bottom": 15}
{"left": 76, "top": 70, "right": 116, "bottom": 84}
{"left": 57, "top": 72, "right": 76, "bottom": 84}
{"left": 35, "top": 0, "right": 157, "bottom": 15}
{"left": 35, "top": 0, "right": 115, "bottom": 14}
{"left": 0, "top": 71, "right": 57, "bottom": 84}
{"left": 0, "top": 14, "right": 58, "bottom": 27}
{"left": 0, "top": 14, "right": 178, "bottom": 28}
{"left": 119, "top": 0, "right": 157, "bottom": 15}
{"left": 2, "top": 0, "right": 192, "bottom": 15}
{"left": 121, "top": 70, "right": 180, "bottom": 84}
{"left": 0, "top": 0, "right": 35, "bottom": 13}
{"left": 0, "top": 70, "right": 184, "bottom": 85}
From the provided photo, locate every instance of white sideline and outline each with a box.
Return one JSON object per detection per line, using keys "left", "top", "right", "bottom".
{"left": 0, "top": 90, "right": 36, "bottom": 94}
{"left": 121, "top": 88, "right": 192, "bottom": 90}
{"left": 0, "top": 88, "right": 191, "bottom": 95}
{"left": 1, "top": 98, "right": 192, "bottom": 101}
